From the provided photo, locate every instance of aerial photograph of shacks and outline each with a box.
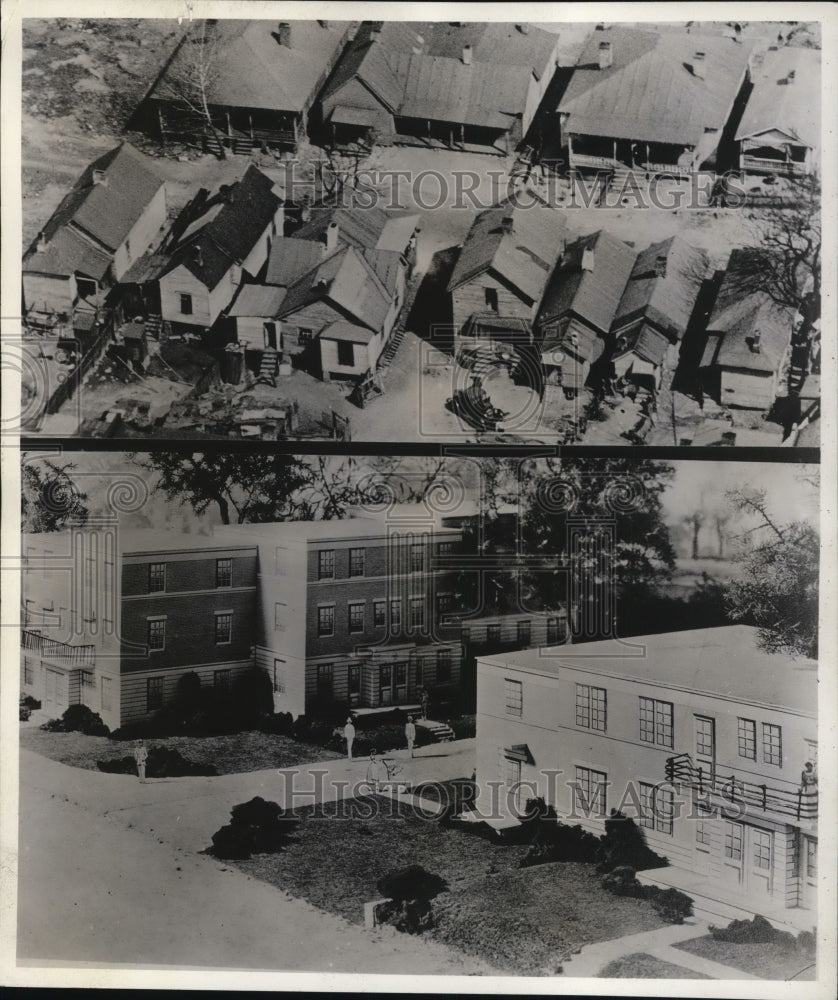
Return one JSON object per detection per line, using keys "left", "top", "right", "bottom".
{"left": 18, "top": 16, "right": 821, "bottom": 445}
{"left": 7, "top": 6, "right": 831, "bottom": 995}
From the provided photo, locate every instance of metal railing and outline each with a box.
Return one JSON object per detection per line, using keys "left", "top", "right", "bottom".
{"left": 22, "top": 629, "right": 95, "bottom": 667}
{"left": 666, "top": 752, "right": 817, "bottom": 820}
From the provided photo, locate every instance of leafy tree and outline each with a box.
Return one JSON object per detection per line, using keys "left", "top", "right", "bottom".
{"left": 21, "top": 458, "right": 89, "bottom": 532}
{"left": 724, "top": 487, "right": 819, "bottom": 658}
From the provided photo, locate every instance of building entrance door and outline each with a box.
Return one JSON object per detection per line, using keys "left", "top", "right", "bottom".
{"left": 802, "top": 835, "right": 817, "bottom": 908}
{"left": 694, "top": 714, "right": 716, "bottom": 785}
{"left": 747, "top": 826, "right": 774, "bottom": 897}
{"left": 44, "top": 667, "right": 66, "bottom": 716}
{"left": 378, "top": 663, "right": 408, "bottom": 705}
{"left": 723, "top": 820, "right": 745, "bottom": 887}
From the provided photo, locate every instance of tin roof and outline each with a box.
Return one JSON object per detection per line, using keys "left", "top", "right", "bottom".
{"left": 736, "top": 47, "right": 820, "bottom": 149}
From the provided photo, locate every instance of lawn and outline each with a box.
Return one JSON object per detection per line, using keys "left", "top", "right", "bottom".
{"left": 20, "top": 726, "right": 340, "bottom": 775}
{"left": 674, "top": 935, "right": 816, "bottom": 981}
{"left": 231, "top": 796, "right": 666, "bottom": 975}
{"left": 599, "top": 953, "right": 710, "bottom": 979}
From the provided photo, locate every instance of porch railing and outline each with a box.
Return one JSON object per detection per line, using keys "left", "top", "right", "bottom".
{"left": 22, "top": 629, "right": 95, "bottom": 667}
{"left": 666, "top": 752, "right": 817, "bottom": 821}
{"left": 741, "top": 154, "right": 808, "bottom": 177}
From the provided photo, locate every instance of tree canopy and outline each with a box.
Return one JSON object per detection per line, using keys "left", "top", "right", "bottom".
{"left": 21, "top": 458, "right": 89, "bottom": 532}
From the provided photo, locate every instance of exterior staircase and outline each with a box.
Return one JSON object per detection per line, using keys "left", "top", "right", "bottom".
{"left": 788, "top": 362, "right": 807, "bottom": 396}
{"left": 418, "top": 720, "right": 456, "bottom": 743}
{"left": 378, "top": 325, "right": 406, "bottom": 370}
{"left": 256, "top": 347, "right": 278, "bottom": 385}
{"left": 144, "top": 314, "right": 163, "bottom": 340}
{"left": 608, "top": 164, "right": 634, "bottom": 200}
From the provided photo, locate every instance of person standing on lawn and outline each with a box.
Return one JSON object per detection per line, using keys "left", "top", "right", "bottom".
{"left": 134, "top": 739, "right": 148, "bottom": 783}
{"left": 405, "top": 716, "right": 416, "bottom": 757}
{"left": 366, "top": 751, "right": 387, "bottom": 795}
{"left": 344, "top": 716, "right": 356, "bottom": 760}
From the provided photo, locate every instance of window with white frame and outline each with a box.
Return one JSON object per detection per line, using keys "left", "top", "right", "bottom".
{"left": 639, "top": 782, "right": 674, "bottom": 835}
{"left": 390, "top": 598, "right": 402, "bottom": 628}
{"left": 373, "top": 599, "right": 386, "bottom": 628}
{"left": 214, "top": 611, "right": 233, "bottom": 644}
{"left": 504, "top": 678, "right": 523, "bottom": 717}
{"left": 574, "top": 766, "right": 607, "bottom": 817}
{"left": 349, "top": 548, "right": 365, "bottom": 578}
{"left": 409, "top": 596, "right": 425, "bottom": 628}
{"left": 147, "top": 617, "right": 166, "bottom": 651}
{"left": 318, "top": 549, "right": 335, "bottom": 580}
{"left": 215, "top": 558, "right": 232, "bottom": 588}
{"left": 737, "top": 718, "right": 757, "bottom": 759}
{"left": 695, "top": 803, "right": 713, "bottom": 850}
{"left": 148, "top": 562, "right": 166, "bottom": 593}
{"left": 317, "top": 604, "right": 334, "bottom": 637}
{"left": 576, "top": 684, "right": 607, "bottom": 732}
{"left": 147, "top": 676, "right": 164, "bottom": 711}
{"left": 639, "top": 697, "right": 673, "bottom": 748}
{"left": 410, "top": 544, "right": 425, "bottom": 572}
{"left": 762, "top": 723, "right": 782, "bottom": 766}
{"left": 348, "top": 602, "right": 365, "bottom": 634}
{"left": 274, "top": 602, "right": 287, "bottom": 631}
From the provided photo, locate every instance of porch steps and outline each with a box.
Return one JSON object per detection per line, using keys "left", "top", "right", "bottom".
{"left": 417, "top": 720, "right": 456, "bottom": 743}
{"left": 378, "top": 325, "right": 406, "bottom": 369}
{"left": 256, "top": 347, "right": 278, "bottom": 385}
{"left": 144, "top": 314, "right": 163, "bottom": 340}
{"left": 787, "top": 364, "right": 807, "bottom": 396}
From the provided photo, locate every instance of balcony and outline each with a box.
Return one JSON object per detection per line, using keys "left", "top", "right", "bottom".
{"left": 666, "top": 752, "right": 817, "bottom": 821}
{"left": 22, "top": 629, "right": 95, "bottom": 667}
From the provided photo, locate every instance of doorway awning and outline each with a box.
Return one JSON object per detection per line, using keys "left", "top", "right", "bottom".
{"left": 504, "top": 744, "right": 536, "bottom": 765}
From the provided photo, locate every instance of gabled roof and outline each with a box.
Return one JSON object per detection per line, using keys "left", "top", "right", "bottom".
{"left": 537, "top": 230, "right": 636, "bottom": 334}
{"left": 294, "top": 205, "right": 408, "bottom": 252}
{"left": 559, "top": 27, "right": 752, "bottom": 145}
{"left": 736, "top": 47, "right": 820, "bottom": 150}
{"left": 227, "top": 283, "right": 287, "bottom": 319}
{"left": 265, "top": 238, "right": 325, "bottom": 287}
{"left": 447, "top": 199, "right": 567, "bottom": 304}
{"left": 23, "top": 142, "right": 164, "bottom": 277}
{"left": 149, "top": 20, "right": 351, "bottom": 114}
{"left": 277, "top": 245, "right": 391, "bottom": 333}
{"left": 612, "top": 322, "right": 671, "bottom": 367}
{"left": 319, "top": 320, "right": 377, "bottom": 345}
{"left": 704, "top": 249, "right": 794, "bottom": 373}
{"left": 163, "top": 166, "right": 282, "bottom": 290}
{"left": 322, "top": 25, "right": 539, "bottom": 129}
{"left": 612, "top": 235, "right": 707, "bottom": 339}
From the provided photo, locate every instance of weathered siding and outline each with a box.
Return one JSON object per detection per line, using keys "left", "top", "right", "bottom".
{"left": 720, "top": 367, "right": 778, "bottom": 411}
{"left": 23, "top": 272, "right": 76, "bottom": 315}
{"left": 451, "top": 271, "right": 533, "bottom": 333}
{"left": 113, "top": 184, "right": 168, "bottom": 281}
{"left": 319, "top": 333, "right": 380, "bottom": 378}
{"left": 159, "top": 265, "right": 213, "bottom": 328}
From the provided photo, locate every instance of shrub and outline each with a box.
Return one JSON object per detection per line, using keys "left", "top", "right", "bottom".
{"left": 209, "top": 796, "right": 299, "bottom": 860}
{"left": 42, "top": 704, "right": 110, "bottom": 736}
{"left": 521, "top": 821, "right": 601, "bottom": 867}
{"left": 709, "top": 913, "right": 795, "bottom": 947}
{"left": 21, "top": 695, "right": 41, "bottom": 710}
{"left": 258, "top": 711, "right": 295, "bottom": 736}
{"left": 229, "top": 667, "right": 274, "bottom": 726}
{"left": 645, "top": 886, "right": 694, "bottom": 924}
{"left": 600, "top": 865, "right": 647, "bottom": 898}
{"left": 97, "top": 746, "right": 218, "bottom": 778}
{"left": 596, "top": 809, "right": 668, "bottom": 874}
{"left": 377, "top": 864, "right": 448, "bottom": 903}
{"left": 174, "top": 671, "right": 202, "bottom": 715}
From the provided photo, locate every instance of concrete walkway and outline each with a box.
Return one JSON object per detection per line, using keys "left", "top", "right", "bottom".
{"left": 559, "top": 918, "right": 759, "bottom": 980}
{"left": 16, "top": 742, "right": 497, "bottom": 975}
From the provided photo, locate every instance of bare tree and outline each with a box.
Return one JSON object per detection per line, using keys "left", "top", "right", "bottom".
{"left": 156, "top": 20, "right": 227, "bottom": 159}
{"left": 684, "top": 510, "right": 705, "bottom": 560}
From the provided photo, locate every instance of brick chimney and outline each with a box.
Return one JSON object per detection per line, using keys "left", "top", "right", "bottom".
{"left": 462, "top": 44, "right": 473, "bottom": 66}
{"left": 581, "top": 247, "right": 595, "bottom": 272}
{"left": 501, "top": 215, "right": 514, "bottom": 235}
{"left": 598, "top": 41, "right": 613, "bottom": 69}
{"left": 517, "top": 24, "right": 530, "bottom": 35}
{"left": 92, "top": 168, "right": 108, "bottom": 186}
{"left": 278, "top": 22, "right": 292, "bottom": 47}
{"left": 692, "top": 51, "right": 706, "bottom": 79}
{"left": 751, "top": 329, "right": 761, "bottom": 354}
{"left": 786, "top": 69, "right": 796, "bottom": 84}
{"left": 193, "top": 244, "right": 203, "bottom": 268}
{"left": 655, "top": 254, "right": 667, "bottom": 277}
{"left": 36, "top": 231, "right": 47, "bottom": 252}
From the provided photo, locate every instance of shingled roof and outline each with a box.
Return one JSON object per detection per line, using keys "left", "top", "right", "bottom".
{"left": 537, "top": 230, "right": 636, "bottom": 334}
{"left": 162, "top": 166, "right": 282, "bottom": 290}
{"left": 149, "top": 20, "right": 351, "bottom": 114}
{"left": 448, "top": 199, "right": 566, "bottom": 305}
{"left": 559, "top": 27, "right": 752, "bottom": 146}
{"left": 23, "top": 142, "right": 164, "bottom": 277}
{"left": 322, "top": 23, "right": 543, "bottom": 129}
{"left": 704, "top": 249, "right": 795, "bottom": 373}
{"left": 736, "top": 47, "right": 820, "bottom": 150}
{"left": 612, "top": 235, "right": 707, "bottom": 340}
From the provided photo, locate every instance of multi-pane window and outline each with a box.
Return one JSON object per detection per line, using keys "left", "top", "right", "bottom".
{"left": 216, "top": 558, "right": 232, "bottom": 588}
{"left": 147, "top": 676, "right": 164, "bottom": 711}
{"left": 724, "top": 821, "right": 743, "bottom": 861}
{"left": 762, "top": 723, "right": 782, "bottom": 766}
{"left": 737, "top": 718, "right": 757, "bottom": 759}
{"left": 409, "top": 597, "right": 425, "bottom": 628}
{"left": 317, "top": 605, "right": 334, "bottom": 637}
{"left": 487, "top": 623, "right": 501, "bottom": 646}
{"left": 438, "top": 541, "right": 454, "bottom": 557}
{"left": 639, "top": 782, "right": 673, "bottom": 835}
{"left": 148, "top": 562, "right": 166, "bottom": 593}
{"left": 348, "top": 664, "right": 360, "bottom": 696}
{"left": 214, "top": 612, "right": 232, "bottom": 644}
{"left": 437, "top": 648, "right": 452, "bottom": 683}
{"left": 214, "top": 668, "right": 232, "bottom": 693}
{"left": 274, "top": 602, "right": 286, "bottom": 631}
{"left": 436, "top": 592, "right": 453, "bottom": 618}
{"left": 574, "top": 766, "right": 607, "bottom": 817}
{"left": 298, "top": 328, "right": 314, "bottom": 346}
{"left": 505, "top": 678, "right": 523, "bottom": 717}
{"left": 639, "top": 697, "right": 673, "bottom": 748}
{"left": 517, "top": 620, "right": 531, "bottom": 646}
{"left": 390, "top": 598, "right": 402, "bottom": 628}
{"left": 349, "top": 548, "right": 365, "bottom": 578}
{"left": 695, "top": 803, "right": 712, "bottom": 850}
{"left": 318, "top": 549, "right": 335, "bottom": 580}
{"left": 348, "top": 602, "right": 365, "bottom": 634}
{"left": 147, "top": 618, "right": 166, "bottom": 651}
{"left": 806, "top": 838, "right": 817, "bottom": 878}
{"left": 273, "top": 659, "right": 285, "bottom": 693}
{"left": 752, "top": 829, "right": 772, "bottom": 870}
{"left": 410, "top": 544, "right": 425, "bottom": 572}
{"left": 373, "top": 600, "right": 386, "bottom": 628}
{"left": 576, "top": 684, "right": 607, "bottom": 732}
